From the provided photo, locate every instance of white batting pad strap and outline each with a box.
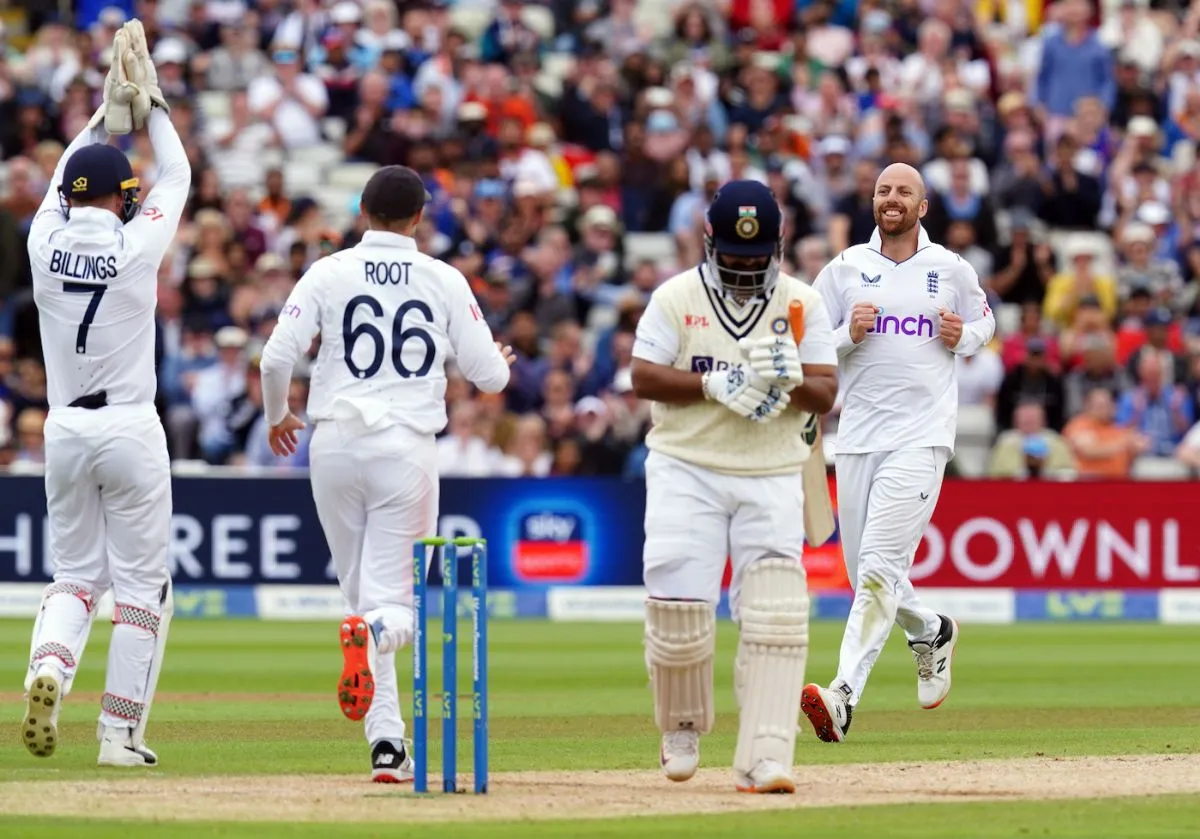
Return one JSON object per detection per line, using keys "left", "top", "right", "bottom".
{"left": 644, "top": 598, "right": 716, "bottom": 735}
{"left": 733, "top": 558, "right": 809, "bottom": 774}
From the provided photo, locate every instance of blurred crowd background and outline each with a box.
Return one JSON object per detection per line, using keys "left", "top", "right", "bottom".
{"left": 2, "top": 0, "right": 1200, "bottom": 481}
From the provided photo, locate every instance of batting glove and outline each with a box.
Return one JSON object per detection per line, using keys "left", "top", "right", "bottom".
{"left": 702, "top": 366, "right": 791, "bottom": 423}
{"left": 738, "top": 335, "right": 804, "bottom": 390}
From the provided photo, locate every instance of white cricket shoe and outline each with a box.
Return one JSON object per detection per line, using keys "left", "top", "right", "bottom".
{"left": 97, "top": 725, "right": 159, "bottom": 767}
{"left": 660, "top": 729, "right": 700, "bottom": 782}
{"left": 21, "top": 665, "right": 62, "bottom": 758}
{"left": 909, "top": 615, "right": 958, "bottom": 710}
{"left": 735, "top": 759, "right": 795, "bottom": 794}
{"left": 800, "top": 682, "right": 853, "bottom": 743}
{"left": 371, "top": 739, "right": 414, "bottom": 784}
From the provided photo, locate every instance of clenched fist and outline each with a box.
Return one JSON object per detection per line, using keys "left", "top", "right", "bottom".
{"left": 939, "top": 309, "right": 963, "bottom": 349}
{"left": 848, "top": 302, "right": 879, "bottom": 344}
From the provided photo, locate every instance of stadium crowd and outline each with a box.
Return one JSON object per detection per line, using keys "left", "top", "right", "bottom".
{"left": 2, "top": 0, "right": 1200, "bottom": 480}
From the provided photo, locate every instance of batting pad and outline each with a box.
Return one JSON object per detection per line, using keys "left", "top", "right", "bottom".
{"left": 732, "top": 558, "right": 809, "bottom": 774}
{"left": 644, "top": 598, "right": 716, "bottom": 735}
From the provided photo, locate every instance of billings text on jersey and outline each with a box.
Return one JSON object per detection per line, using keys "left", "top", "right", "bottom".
{"left": 48, "top": 249, "right": 118, "bottom": 281}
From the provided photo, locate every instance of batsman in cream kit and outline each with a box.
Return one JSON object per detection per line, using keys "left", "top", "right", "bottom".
{"left": 632, "top": 180, "right": 839, "bottom": 793}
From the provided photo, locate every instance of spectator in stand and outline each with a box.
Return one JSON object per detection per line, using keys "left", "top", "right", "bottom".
{"left": 247, "top": 44, "right": 329, "bottom": 150}
{"left": 990, "top": 211, "right": 1054, "bottom": 306}
{"left": 1043, "top": 237, "right": 1118, "bottom": 330}
{"left": 1064, "top": 387, "right": 1149, "bottom": 479}
{"left": 988, "top": 401, "right": 1076, "bottom": 479}
{"left": 191, "top": 325, "right": 250, "bottom": 464}
{"left": 997, "top": 337, "right": 1068, "bottom": 432}
{"left": 1035, "top": 0, "right": 1114, "bottom": 138}
{"left": 1125, "top": 308, "right": 1189, "bottom": 385}
{"left": 1116, "top": 352, "right": 1195, "bottom": 456}
{"left": 1064, "top": 333, "right": 1129, "bottom": 418}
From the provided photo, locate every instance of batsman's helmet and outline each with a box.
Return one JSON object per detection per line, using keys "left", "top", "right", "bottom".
{"left": 703, "top": 179, "right": 784, "bottom": 300}
{"left": 59, "top": 143, "right": 141, "bottom": 224}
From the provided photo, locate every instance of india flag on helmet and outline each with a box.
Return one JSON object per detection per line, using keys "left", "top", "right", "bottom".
{"left": 738, "top": 206, "right": 757, "bottom": 218}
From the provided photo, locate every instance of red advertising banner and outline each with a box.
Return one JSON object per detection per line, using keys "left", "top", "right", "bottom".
{"left": 798, "top": 478, "right": 1200, "bottom": 590}
{"left": 911, "top": 480, "right": 1200, "bottom": 589}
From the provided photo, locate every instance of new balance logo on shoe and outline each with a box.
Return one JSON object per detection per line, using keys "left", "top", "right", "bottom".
{"left": 378, "top": 753, "right": 396, "bottom": 766}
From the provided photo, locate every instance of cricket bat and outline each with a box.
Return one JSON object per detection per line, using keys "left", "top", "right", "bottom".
{"left": 789, "top": 300, "right": 837, "bottom": 548}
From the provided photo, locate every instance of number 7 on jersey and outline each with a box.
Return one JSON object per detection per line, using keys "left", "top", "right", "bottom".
{"left": 63, "top": 282, "right": 107, "bottom": 354}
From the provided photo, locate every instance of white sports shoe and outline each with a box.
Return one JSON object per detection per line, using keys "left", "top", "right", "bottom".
{"left": 21, "top": 665, "right": 62, "bottom": 758}
{"left": 371, "top": 740, "right": 414, "bottom": 784}
{"left": 735, "top": 758, "right": 795, "bottom": 794}
{"left": 97, "top": 725, "right": 158, "bottom": 767}
{"left": 909, "top": 615, "right": 958, "bottom": 710}
{"left": 800, "top": 682, "right": 853, "bottom": 743}
{"left": 660, "top": 729, "right": 700, "bottom": 782}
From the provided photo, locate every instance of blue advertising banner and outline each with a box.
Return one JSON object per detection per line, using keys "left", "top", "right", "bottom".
{"left": 0, "top": 476, "right": 648, "bottom": 587}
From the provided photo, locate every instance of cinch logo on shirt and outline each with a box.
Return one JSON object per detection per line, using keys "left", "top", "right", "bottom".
{"left": 869, "top": 312, "right": 935, "bottom": 338}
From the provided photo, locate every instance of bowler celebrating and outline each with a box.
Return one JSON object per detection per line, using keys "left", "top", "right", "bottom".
{"left": 260, "top": 165, "right": 512, "bottom": 782}
{"left": 802, "top": 163, "right": 995, "bottom": 742}
{"left": 632, "top": 180, "right": 838, "bottom": 793}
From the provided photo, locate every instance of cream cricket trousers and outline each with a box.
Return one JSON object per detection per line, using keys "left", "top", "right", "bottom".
{"left": 641, "top": 450, "right": 806, "bottom": 619}
{"left": 833, "top": 446, "right": 949, "bottom": 704}
{"left": 309, "top": 420, "right": 438, "bottom": 747}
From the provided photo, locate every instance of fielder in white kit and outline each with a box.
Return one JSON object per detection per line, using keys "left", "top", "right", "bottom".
{"left": 801, "top": 163, "right": 996, "bottom": 743}
{"left": 20, "top": 20, "right": 187, "bottom": 765}
{"left": 260, "top": 165, "right": 512, "bottom": 783}
{"left": 632, "top": 180, "right": 839, "bottom": 793}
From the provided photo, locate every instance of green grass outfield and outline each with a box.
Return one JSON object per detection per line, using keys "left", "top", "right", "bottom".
{"left": 1, "top": 619, "right": 1198, "bottom": 837}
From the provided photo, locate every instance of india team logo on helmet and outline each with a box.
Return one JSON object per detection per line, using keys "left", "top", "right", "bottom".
{"left": 703, "top": 181, "right": 784, "bottom": 301}
{"left": 736, "top": 206, "right": 759, "bottom": 239}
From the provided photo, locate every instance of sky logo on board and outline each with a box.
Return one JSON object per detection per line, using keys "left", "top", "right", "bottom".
{"left": 512, "top": 511, "right": 589, "bottom": 583}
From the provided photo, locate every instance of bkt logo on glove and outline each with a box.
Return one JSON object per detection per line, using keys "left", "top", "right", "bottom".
{"left": 690, "top": 356, "right": 742, "bottom": 373}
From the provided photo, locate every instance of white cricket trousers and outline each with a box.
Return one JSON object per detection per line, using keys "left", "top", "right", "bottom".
{"left": 642, "top": 450, "right": 806, "bottom": 619}
{"left": 833, "top": 446, "right": 949, "bottom": 705}
{"left": 309, "top": 420, "right": 438, "bottom": 747}
{"left": 28, "top": 404, "right": 172, "bottom": 730}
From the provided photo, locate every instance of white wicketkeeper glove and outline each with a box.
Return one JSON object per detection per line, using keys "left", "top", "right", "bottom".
{"left": 87, "top": 26, "right": 140, "bottom": 135}
{"left": 122, "top": 19, "right": 170, "bottom": 125}
{"left": 738, "top": 335, "right": 804, "bottom": 390}
{"left": 702, "top": 366, "right": 790, "bottom": 423}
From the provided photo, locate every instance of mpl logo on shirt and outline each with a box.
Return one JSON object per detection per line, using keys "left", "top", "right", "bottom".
{"left": 512, "top": 511, "right": 589, "bottom": 582}
{"left": 684, "top": 314, "right": 710, "bottom": 328}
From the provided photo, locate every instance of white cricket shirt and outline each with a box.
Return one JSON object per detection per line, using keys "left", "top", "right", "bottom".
{"left": 260, "top": 231, "right": 510, "bottom": 436}
{"left": 28, "top": 111, "right": 191, "bottom": 409}
{"left": 812, "top": 226, "right": 996, "bottom": 454}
